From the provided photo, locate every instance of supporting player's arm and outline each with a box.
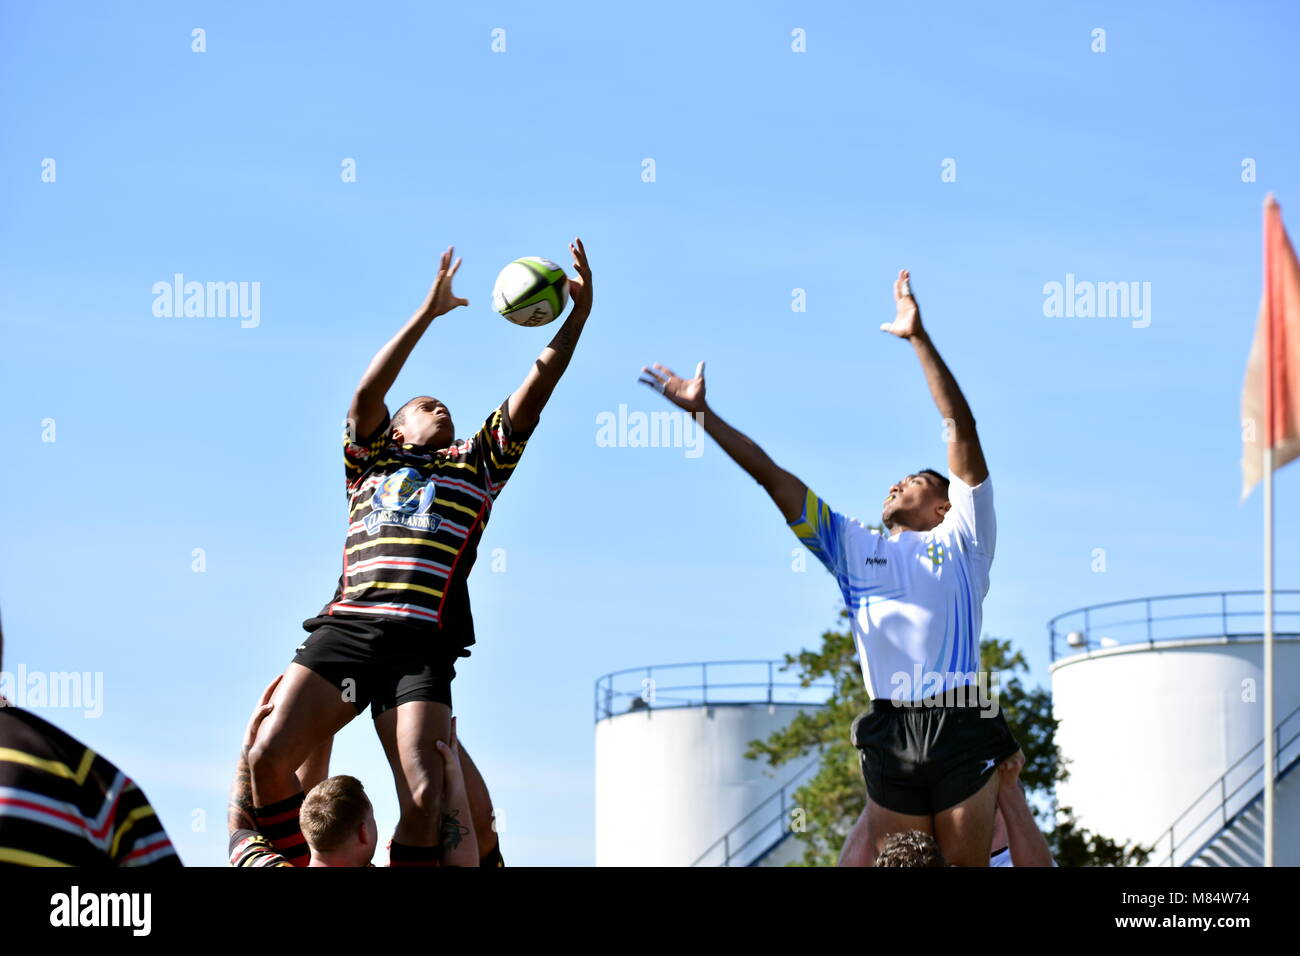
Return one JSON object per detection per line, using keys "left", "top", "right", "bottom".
{"left": 639, "top": 361, "right": 807, "bottom": 522}
{"left": 997, "top": 750, "right": 1056, "bottom": 867}
{"left": 436, "top": 719, "right": 479, "bottom": 867}
{"left": 507, "top": 238, "right": 594, "bottom": 434}
{"left": 228, "top": 676, "right": 281, "bottom": 836}
{"left": 348, "top": 246, "right": 469, "bottom": 440}
{"left": 881, "top": 270, "right": 989, "bottom": 486}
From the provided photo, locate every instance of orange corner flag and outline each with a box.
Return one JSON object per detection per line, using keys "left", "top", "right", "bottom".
{"left": 1242, "top": 195, "right": 1300, "bottom": 501}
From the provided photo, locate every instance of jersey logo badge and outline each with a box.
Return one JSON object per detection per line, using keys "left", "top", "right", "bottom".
{"left": 365, "top": 468, "right": 442, "bottom": 535}
{"left": 925, "top": 542, "right": 947, "bottom": 566}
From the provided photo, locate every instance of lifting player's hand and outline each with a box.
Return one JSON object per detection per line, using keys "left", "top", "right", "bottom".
{"left": 423, "top": 246, "right": 469, "bottom": 318}
{"left": 996, "top": 748, "right": 1026, "bottom": 798}
{"left": 639, "top": 360, "right": 707, "bottom": 413}
{"left": 880, "top": 268, "right": 924, "bottom": 340}
{"left": 242, "top": 674, "right": 282, "bottom": 752}
{"left": 435, "top": 717, "right": 464, "bottom": 788}
{"left": 567, "top": 237, "right": 593, "bottom": 318}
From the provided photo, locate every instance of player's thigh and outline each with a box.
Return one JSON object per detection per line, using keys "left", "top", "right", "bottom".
{"left": 374, "top": 700, "right": 452, "bottom": 806}
{"left": 839, "top": 807, "right": 874, "bottom": 866}
{"left": 866, "top": 795, "right": 934, "bottom": 861}
{"left": 932, "top": 771, "right": 1000, "bottom": 867}
{"left": 295, "top": 738, "right": 334, "bottom": 792}
{"left": 252, "top": 663, "right": 356, "bottom": 769}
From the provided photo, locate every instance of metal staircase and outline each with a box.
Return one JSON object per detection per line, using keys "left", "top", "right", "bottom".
{"left": 1149, "top": 702, "right": 1300, "bottom": 866}
{"left": 690, "top": 754, "right": 822, "bottom": 867}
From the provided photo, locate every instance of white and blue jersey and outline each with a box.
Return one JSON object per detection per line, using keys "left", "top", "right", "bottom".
{"left": 788, "top": 473, "right": 995, "bottom": 702}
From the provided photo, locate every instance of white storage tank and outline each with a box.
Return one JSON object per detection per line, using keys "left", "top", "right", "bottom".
{"left": 1049, "top": 591, "right": 1300, "bottom": 866}
{"left": 594, "top": 661, "right": 828, "bottom": 867}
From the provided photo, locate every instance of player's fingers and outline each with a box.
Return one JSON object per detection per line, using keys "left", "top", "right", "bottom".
{"left": 879, "top": 323, "right": 894, "bottom": 333}
{"left": 637, "top": 375, "right": 666, "bottom": 394}
{"left": 695, "top": 360, "right": 705, "bottom": 381}
{"left": 260, "top": 674, "right": 283, "bottom": 705}
{"left": 640, "top": 365, "right": 666, "bottom": 382}
{"left": 653, "top": 363, "right": 679, "bottom": 380}
{"left": 448, "top": 256, "right": 463, "bottom": 278}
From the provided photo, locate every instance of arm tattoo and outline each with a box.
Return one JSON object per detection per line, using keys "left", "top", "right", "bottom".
{"left": 227, "top": 746, "right": 257, "bottom": 834}
{"left": 440, "top": 809, "right": 469, "bottom": 852}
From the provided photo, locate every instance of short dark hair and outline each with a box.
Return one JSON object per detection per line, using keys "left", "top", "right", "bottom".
{"left": 875, "top": 830, "right": 948, "bottom": 867}
{"left": 918, "top": 468, "right": 950, "bottom": 496}
{"left": 300, "top": 775, "right": 372, "bottom": 852}
{"left": 392, "top": 396, "right": 437, "bottom": 431}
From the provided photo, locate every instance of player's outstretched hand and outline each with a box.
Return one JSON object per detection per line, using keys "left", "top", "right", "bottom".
{"left": 241, "top": 674, "right": 282, "bottom": 752}
{"left": 639, "top": 361, "right": 707, "bottom": 413}
{"left": 568, "top": 237, "right": 593, "bottom": 317}
{"left": 424, "top": 246, "right": 469, "bottom": 317}
{"left": 880, "top": 269, "right": 924, "bottom": 339}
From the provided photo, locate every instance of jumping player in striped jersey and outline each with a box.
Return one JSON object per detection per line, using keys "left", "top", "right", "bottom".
{"left": 642, "top": 269, "right": 1018, "bottom": 866}
{"left": 0, "top": 623, "right": 180, "bottom": 867}
{"left": 247, "top": 240, "right": 593, "bottom": 866}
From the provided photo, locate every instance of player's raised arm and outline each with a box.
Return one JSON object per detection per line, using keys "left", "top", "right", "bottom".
{"left": 347, "top": 246, "right": 468, "bottom": 441}
{"left": 506, "top": 237, "right": 594, "bottom": 434}
{"left": 881, "top": 270, "right": 989, "bottom": 486}
{"left": 639, "top": 361, "right": 807, "bottom": 522}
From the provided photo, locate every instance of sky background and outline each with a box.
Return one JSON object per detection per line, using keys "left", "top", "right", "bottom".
{"left": 2, "top": 0, "right": 1298, "bottom": 866}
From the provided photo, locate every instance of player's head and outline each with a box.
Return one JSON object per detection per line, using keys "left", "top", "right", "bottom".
{"left": 300, "top": 775, "right": 378, "bottom": 867}
{"left": 882, "top": 469, "right": 950, "bottom": 532}
{"left": 875, "top": 829, "right": 948, "bottom": 867}
{"left": 391, "top": 396, "right": 454, "bottom": 448}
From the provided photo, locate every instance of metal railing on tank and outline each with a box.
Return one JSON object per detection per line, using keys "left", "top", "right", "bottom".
{"left": 593, "top": 660, "right": 834, "bottom": 723}
{"left": 1047, "top": 590, "right": 1300, "bottom": 663}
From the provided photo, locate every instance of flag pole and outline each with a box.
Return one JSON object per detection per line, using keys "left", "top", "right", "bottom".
{"left": 1264, "top": 447, "right": 1274, "bottom": 868}
{"left": 1263, "top": 195, "right": 1276, "bottom": 868}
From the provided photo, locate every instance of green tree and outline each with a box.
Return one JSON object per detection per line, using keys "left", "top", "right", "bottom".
{"left": 746, "top": 610, "right": 1151, "bottom": 866}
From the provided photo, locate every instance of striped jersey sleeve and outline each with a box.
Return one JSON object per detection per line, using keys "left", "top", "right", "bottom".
{"left": 0, "top": 707, "right": 181, "bottom": 867}
{"left": 471, "top": 402, "right": 533, "bottom": 498}
{"left": 787, "top": 487, "right": 853, "bottom": 602}
{"left": 343, "top": 413, "right": 394, "bottom": 491}
{"left": 229, "top": 829, "right": 293, "bottom": 867}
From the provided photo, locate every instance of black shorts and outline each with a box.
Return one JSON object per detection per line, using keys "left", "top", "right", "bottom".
{"left": 851, "top": 689, "right": 1020, "bottom": 817}
{"left": 292, "top": 614, "right": 468, "bottom": 719}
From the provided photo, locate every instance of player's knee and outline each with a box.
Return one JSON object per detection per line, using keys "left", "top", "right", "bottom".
{"left": 247, "top": 733, "right": 295, "bottom": 783}
{"left": 400, "top": 778, "right": 443, "bottom": 821}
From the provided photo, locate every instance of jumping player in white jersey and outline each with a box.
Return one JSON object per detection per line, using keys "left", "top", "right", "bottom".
{"left": 641, "top": 269, "right": 1019, "bottom": 866}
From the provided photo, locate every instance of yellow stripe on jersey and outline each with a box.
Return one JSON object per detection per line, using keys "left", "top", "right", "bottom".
{"left": 788, "top": 487, "right": 828, "bottom": 539}
{"left": 371, "top": 454, "right": 482, "bottom": 477}
{"left": 109, "top": 802, "right": 158, "bottom": 859}
{"left": 344, "top": 536, "right": 460, "bottom": 557}
{"left": 0, "top": 746, "right": 95, "bottom": 785}
{"left": 342, "top": 580, "right": 445, "bottom": 599}
{"left": 0, "top": 846, "right": 73, "bottom": 867}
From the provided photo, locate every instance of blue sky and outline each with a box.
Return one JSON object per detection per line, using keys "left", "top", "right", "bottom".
{"left": 2, "top": 0, "right": 1298, "bottom": 866}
